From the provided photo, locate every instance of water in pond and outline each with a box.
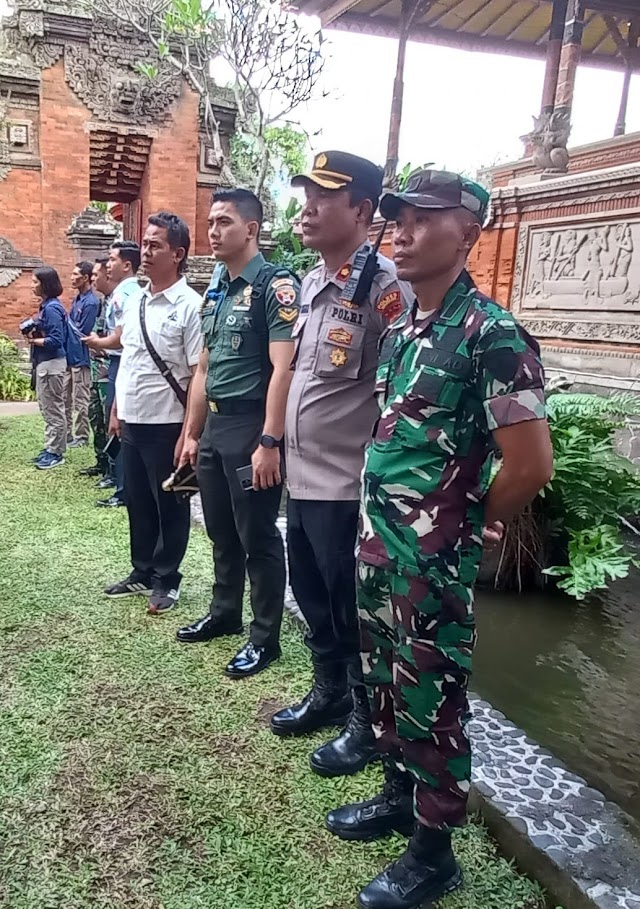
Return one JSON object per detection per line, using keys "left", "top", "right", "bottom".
{"left": 473, "top": 583, "right": 640, "bottom": 829}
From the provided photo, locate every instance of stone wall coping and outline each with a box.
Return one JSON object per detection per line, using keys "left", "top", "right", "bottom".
{"left": 491, "top": 162, "right": 640, "bottom": 207}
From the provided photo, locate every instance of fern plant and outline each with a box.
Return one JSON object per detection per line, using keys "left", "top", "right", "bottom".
{"left": 0, "top": 332, "right": 34, "bottom": 402}
{"left": 494, "top": 390, "right": 640, "bottom": 600}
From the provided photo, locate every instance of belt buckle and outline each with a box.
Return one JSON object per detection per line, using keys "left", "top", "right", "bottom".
{"left": 209, "top": 401, "right": 219, "bottom": 413}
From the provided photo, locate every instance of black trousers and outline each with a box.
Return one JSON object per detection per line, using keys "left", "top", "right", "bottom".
{"left": 122, "top": 422, "right": 191, "bottom": 591}
{"left": 287, "top": 498, "right": 362, "bottom": 684}
{"left": 197, "top": 410, "right": 285, "bottom": 649}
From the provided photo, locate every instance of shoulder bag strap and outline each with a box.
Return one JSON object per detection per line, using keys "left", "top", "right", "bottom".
{"left": 139, "top": 294, "right": 188, "bottom": 409}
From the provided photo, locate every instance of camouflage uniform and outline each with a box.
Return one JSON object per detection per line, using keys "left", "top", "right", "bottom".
{"left": 357, "top": 269, "right": 546, "bottom": 830}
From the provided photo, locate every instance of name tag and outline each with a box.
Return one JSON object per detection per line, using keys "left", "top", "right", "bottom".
{"left": 329, "top": 305, "right": 363, "bottom": 326}
{"left": 417, "top": 347, "right": 471, "bottom": 378}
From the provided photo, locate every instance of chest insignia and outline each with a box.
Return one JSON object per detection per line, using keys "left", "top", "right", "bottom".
{"left": 330, "top": 347, "right": 348, "bottom": 368}
{"left": 328, "top": 327, "right": 353, "bottom": 345}
{"left": 330, "top": 305, "right": 364, "bottom": 326}
{"left": 226, "top": 314, "right": 237, "bottom": 326}
{"left": 231, "top": 334, "right": 243, "bottom": 352}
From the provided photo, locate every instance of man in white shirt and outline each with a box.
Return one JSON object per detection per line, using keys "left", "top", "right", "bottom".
{"left": 86, "top": 213, "right": 202, "bottom": 613}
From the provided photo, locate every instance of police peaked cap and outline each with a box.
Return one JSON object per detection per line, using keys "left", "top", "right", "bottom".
{"left": 292, "top": 151, "right": 384, "bottom": 199}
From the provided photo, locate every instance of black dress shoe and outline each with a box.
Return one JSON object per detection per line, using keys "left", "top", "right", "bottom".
{"left": 96, "top": 495, "right": 126, "bottom": 508}
{"left": 225, "top": 642, "right": 280, "bottom": 679}
{"left": 309, "top": 684, "right": 378, "bottom": 776}
{"left": 357, "top": 827, "right": 462, "bottom": 909}
{"left": 326, "top": 761, "right": 414, "bottom": 841}
{"left": 176, "top": 614, "right": 243, "bottom": 644}
{"left": 270, "top": 657, "right": 352, "bottom": 737}
{"left": 78, "top": 465, "right": 103, "bottom": 477}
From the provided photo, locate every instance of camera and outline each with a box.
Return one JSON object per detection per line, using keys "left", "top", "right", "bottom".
{"left": 19, "top": 317, "right": 40, "bottom": 337}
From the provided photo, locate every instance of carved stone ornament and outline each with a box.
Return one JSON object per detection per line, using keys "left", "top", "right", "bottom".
{"left": 512, "top": 219, "right": 640, "bottom": 344}
{"left": 524, "top": 109, "right": 571, "bottom": 174}
{"left": 0, "top": 267, "right": 21, "bottom": 287}
{"left": 64, "top": 31, "right": 182, "bottom": 126}
{"left": 0, "top": 235, "right": 42, "bottom": 287}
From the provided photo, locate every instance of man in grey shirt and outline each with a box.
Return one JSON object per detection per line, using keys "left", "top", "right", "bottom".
{"left": 270, "top": 151, "right": 412, "bottom": 778}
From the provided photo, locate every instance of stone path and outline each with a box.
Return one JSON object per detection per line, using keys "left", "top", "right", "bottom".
{"left": 0, "top": 401, "right": 39, "bottom": 416}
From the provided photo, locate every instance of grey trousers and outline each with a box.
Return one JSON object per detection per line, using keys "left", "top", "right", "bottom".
{"left": 64, "top": 364, "right": 91, "bottom": 442}
{"left": 36, "top": 357, "right": 67, "bottom": 456}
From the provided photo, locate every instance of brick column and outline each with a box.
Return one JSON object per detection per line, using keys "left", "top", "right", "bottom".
{"left": 541, "top": 0, "right": 568, "bottom": 115}
{"left": 554, "top": 0, "right": 585, "bottom": 119}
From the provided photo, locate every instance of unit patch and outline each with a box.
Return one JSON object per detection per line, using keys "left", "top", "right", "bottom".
{"left": 330, "top": 347, "right": 348, "bottom": 367}
{"left": 231, "top": 334, "right": 242, "bottom": 351}
{"left": 327, "top": 327, "right": 353, "bottom": 346}
{"left": 278, "top": 307, "right": 298, "bottom": 323}
{"left": 275, "top": 285, "right": 297, "bottom": 306}
{"left": 376, "top": 288, "right": 403, "bottom": 321}
{"left": 272, "top": 277, "right": 293, "bottom": 289}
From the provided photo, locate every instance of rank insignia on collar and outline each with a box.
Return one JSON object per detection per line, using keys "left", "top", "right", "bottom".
{"left": 330, "top": 347, "right": 348, "bottom": 367}
{"left": 337, "top": 264, "right": 351, "bottom": 282}
{"left": 328, "top": 327, "right": 353, "bottom": 346}
{"left": 231, "top": 334, "right": 242, "bottom": 351}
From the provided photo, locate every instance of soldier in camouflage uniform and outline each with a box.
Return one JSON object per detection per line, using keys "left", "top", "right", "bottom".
{"left": 326, "top": 170, "right": 553, "bottom": 909}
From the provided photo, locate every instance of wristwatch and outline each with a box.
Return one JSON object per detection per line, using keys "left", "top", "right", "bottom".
{"left": 260, "top": 434, "right": 281, "bottom": 449}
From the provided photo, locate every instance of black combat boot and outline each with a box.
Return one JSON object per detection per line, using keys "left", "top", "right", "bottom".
{"left": 309, "top": 683, "right": 378, "bottom": 777}
{"left": 357, "top": 825, "right": 463, "bottom": 909}
{"left": 325, "top": 760, "right": 414, "bottom": 841}
{"left": 270, "top": 657, "right": 352, "bottom": 737}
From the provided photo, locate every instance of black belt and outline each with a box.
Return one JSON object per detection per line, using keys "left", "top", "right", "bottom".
{"left": 208, "top": 398, "right": 263, "bottom": 415}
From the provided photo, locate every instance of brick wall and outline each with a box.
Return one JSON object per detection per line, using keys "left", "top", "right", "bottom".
{"left": 195, "top": 184, "right": 212, "bottom": 255}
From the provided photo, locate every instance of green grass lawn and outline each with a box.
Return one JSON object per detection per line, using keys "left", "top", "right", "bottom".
{"left": 0, "top": 415, "right": 545, "bottom": 909}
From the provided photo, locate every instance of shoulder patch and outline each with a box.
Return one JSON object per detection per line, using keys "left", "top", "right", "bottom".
{"left": 272, "top": 277, "right": 294, "bottom": 290}
{"left": 376, "top": 288, "right": 403, "bottom": 322}
{"left": 275, "top": 284, "right": 297, "bottom": 306}
{"left": 278, "top": 306, "right": 298, "bottom": 323}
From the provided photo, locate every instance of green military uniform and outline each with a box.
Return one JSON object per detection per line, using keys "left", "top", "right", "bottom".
{"left": 197, "top": 253, "right": 301, "bottom": 651}
{"left": 358, "top": 266, "right": 546, "bottom": 830}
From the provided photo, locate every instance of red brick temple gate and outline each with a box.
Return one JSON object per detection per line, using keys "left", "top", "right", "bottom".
{"left": 0, "top": 0, "right": 236, "bottom": 335}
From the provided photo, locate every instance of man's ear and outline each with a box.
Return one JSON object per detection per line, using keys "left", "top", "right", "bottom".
{"left": 247, "top": 220, "right": 260, "bottom": 241}
{"left": 357, "top": 199, "right": 374, "bottom": 225}
{"left": 462, "top": 220, "right": 481, "bottom": 252}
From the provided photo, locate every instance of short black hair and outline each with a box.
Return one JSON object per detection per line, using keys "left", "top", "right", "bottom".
{"left": 95, "top": 256, "right": 109, "bottom": 268}
{"left": 211, "top": 188, "right": 263, "bottom": 231}
{"left": 76, "top": 260, "right": 94, "bottom": 278}
{"left": 147, "top": 213, "right": 190, "bottom": 275}
{"left": 111, "top": 240, "right": 141, "bottom": 274}
{"left": 34, "top": 266, "right": 63, "bottom": 300}
{"left": 347, "top": 185, "right": 380, "bottom": 225}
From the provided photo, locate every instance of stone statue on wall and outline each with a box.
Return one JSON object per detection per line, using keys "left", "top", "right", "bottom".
{"left": 527, "top": 110, "right": 571, "bottom": 174}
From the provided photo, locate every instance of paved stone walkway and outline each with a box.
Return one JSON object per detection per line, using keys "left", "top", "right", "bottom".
{"left": 0, "top": 401, "right": 39, "bottom": 416}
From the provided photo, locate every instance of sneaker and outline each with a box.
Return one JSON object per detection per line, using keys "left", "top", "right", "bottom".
{"left": 96, "top": 477, "right": 116, "bottom": 489}
{"left": 31, "top": 449, "right": 48, "bottom": 463}
{"left": 148, "top": 587, "right": 180, "bottom": 615}
{"left": 36, "top": 452, "right": 65, "bottom": 470}
{"left": 105, "top": 576, "right": 153, "bottom": 598}
{"left": 96, "top": 495, "right": 126, "bottom": 508}
{"left": 68, "top": 439, "right": 88, "bottom": 448}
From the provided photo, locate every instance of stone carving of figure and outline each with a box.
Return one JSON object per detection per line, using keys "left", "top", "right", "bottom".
{"left": 528, "top": 231, "right": 553, "bottom": 297}
{"left": 528, "top": 110, "right": 571, "bottom": 173}
{"left": 583, "top": 229, "right": 606, "bottom": 301}
{"left": 553, "top": 229, "right": 580, "bottom": 279}
{"left": 613, "top": 223, "right": 633, "bottom": 279}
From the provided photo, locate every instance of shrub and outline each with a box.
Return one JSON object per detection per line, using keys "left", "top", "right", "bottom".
{"left": 0, "top": 332, "right": 35, "bottom": 402}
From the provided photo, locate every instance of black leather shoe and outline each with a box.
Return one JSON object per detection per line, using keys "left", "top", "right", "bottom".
{"left": 176, "top": 614, "right": 243, "bottom": 644}
{"left": 270, "top": 658, "right": 352, "bottom": 737}
{"left": 78, "top": 465, "right": 104, "bottom": 477}
{"left": 357, "top": 827, "right": 462, "bottom": 909}
{"left": 96, "top": 495, "right": 125, "bottom": 508}
{"left": 326, "top": 761, "right": 414, "bottom": 841}
{"left": 225, "top": 642, "right": 280, "bottom": 679}
{"left": 310, "top": 684, "right": 378, "bottom": 776}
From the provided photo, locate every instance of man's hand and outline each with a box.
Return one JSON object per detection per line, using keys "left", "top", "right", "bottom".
{"left": 82, "top": 332, "right": 100, "bottom": 349}
{"left": 179, "top": 438, "right": 199, "bottom": 470}
{"left": 482, "top": 521, "right": 504, "bottom": 549}
{"left": 108, "top": 411, "right": 122, "bottom": 439}
{"left": 252, "top": 445, "right": 281, "bottom": 491}
{"left": 28, "top": 337, "right": 44, "bottom": 347}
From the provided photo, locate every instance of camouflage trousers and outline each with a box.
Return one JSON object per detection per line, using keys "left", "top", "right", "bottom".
{"left": 357, "top": 562, "right": 475, "bottom": 830}
{"left": 89, "top": 381, "right": 108, "bottom": 470}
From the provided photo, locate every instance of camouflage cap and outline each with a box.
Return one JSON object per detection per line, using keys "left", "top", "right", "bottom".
{"left": 292, "top": 150, "right": 384, "bottom": 198}
{"left": 380, "top": 169, "right": 490, "bottom": 224}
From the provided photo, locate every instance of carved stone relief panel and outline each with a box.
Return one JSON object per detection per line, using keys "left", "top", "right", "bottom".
{"left": 511, "top": 218, "right": 640, "bottom": 344}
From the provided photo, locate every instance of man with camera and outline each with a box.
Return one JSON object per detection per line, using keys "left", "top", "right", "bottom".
{"left": 85, "top": 214, "right": 202, "bottom": 612}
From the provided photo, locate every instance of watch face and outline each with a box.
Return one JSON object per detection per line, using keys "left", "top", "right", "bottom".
{"left": 261, "top": 435, "right": 279, "bottom": 448}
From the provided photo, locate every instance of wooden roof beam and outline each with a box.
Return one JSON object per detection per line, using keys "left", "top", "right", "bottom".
{"left": 479, "top": 0, "right": 521, "bottom": 37}
{"left": 425, "top": 0, "right": 475, "bottom": 29}
{"left": 319, "top": 0, "right": 361, "bottom": 26}
{"left": 328, "top": 11, "right": 636, "bottom": 70}
{"left": 503, "top": 2, "right": 544, "bottom": 41}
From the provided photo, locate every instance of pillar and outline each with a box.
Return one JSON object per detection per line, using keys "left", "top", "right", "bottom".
{"left": 614, "top": 21, "right": 639, "bottom": 138}
{"left": 383, "top": 0, "right": 427, "bottom": 189}
{"left": 540, "top": 0, "right": 568, "bottom": 115}
{"left": 554, "top": 0, "right": 585, "bottom": 119}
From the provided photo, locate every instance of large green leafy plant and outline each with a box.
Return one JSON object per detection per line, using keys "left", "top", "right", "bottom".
{"left": 0, "top": 332, "right": 34, "bottom": 402}
{"left": 270, "top": 198, "right": 318, "bottom": 276}
{"left": 493, "top": 389, "right": 640, "bottom": 600}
